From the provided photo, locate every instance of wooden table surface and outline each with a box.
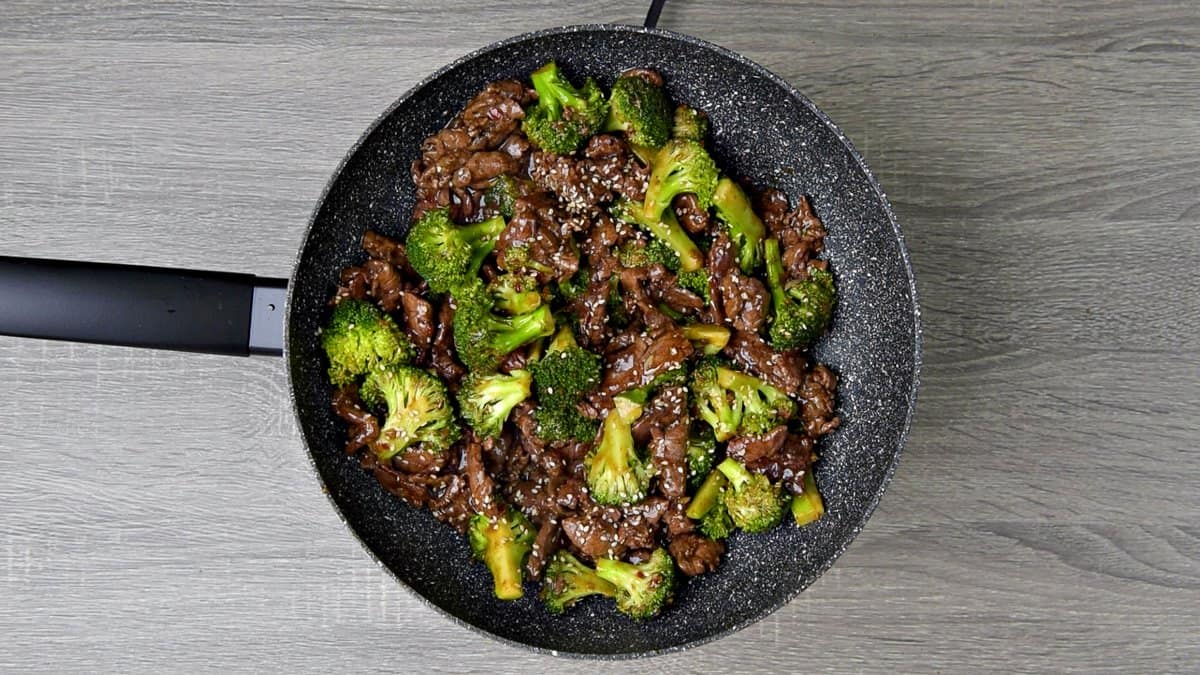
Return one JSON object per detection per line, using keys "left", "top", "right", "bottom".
{"left": 2, "top": 1, "right": 1198, "bottom": 672}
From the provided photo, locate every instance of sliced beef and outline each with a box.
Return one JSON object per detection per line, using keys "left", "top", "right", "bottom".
{"left": 800, "top": 363, "right": 841, "bottom": 437}
{"left": 526, "top": 518, "right": 561, "bottom": 581}
{"left": 399, "top": 291, "right": 434, "bottom": 357}
{"left": 428, "top": 474, "right": 472, "bottom": 534}
{"left": 723, "top": 329, "right": 805, "bottom": 397}
{"left": 464, "top": 433, "right": 502, "bottom": 518}
{"left": 562, "top": 506, "right": 626, "bottom": 561}
{"left": 583, "top": 134, "right": 649, "bottom": 201}
{"left": 760, "top": 189, "right": 828, "bottom": 281}
{"left": 668, "top": 533, "right": 724, "bottom": 577}
{"left": 574, "top": 279, "right": 611, "bottom": 349}
{"left": 663, "top": 501, "right": 696, "bottom": 537}
{"left": 496, "top": 192, "right": 580, "bottom": 283}
{"left": 363, "top": 259, "right": 404, "bottom": 313}
{"left": 718, "top": 270, "right": 768, "bottom": 333}
{"left": 331, "top": 385, "right": 379, "bottom": 454}
{"left": 393, "top": 447, "right": 448, "bottom": 475}
{"left": 673, "top": 193, "right": 710, "bottom": 234}
{"left": 429, "top": 298, "right": 465, "bottom": 386}
{"left": 362, "top": 230, "right": 413, "bottom": 273}
{"left": 748, "top": 432, "right": 813, "bottom": 495}
{"left": 457, "top": 79, "right": 529, "bottom": 151}
{"left": 725, "top": 425, "right": 789, "bottom": 467}
{"left": 332, "top": 265, "right": 369, "bottom": 304}
{"left": 644, "top": 386, "right": 689, "bottom": 499}
{"left": 529, "top": 151, "right": 613, "bottom": 214}
{"left": 372, "top": 464, "right": 434, "bottom": 508}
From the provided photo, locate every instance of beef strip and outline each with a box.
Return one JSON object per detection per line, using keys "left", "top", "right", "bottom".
{"left": 644, "top": 386, "right": 689, "bottom": 499}
{"left": 392, "top": 447, "right": 448, "bottom": 475}
{"left": 429, "top": 298, "right": 465, "bottom": 386}
{"left": 725, "top": 425, "right": 789, "bottom": 467}
{"left": 362, "top": 230, "right": 413, "bottom": 274}
{"left": 529, "top": 151, "right": 613, "bottom": 214}
{"left": 399, "top": 291, "right": 434, "bottom": 358}
{"left": 428, "top": 474, "right": 472, "bottom": 534}
{"left": 760, "top": 189, "right": 828, "bottom": 282}
{"left": 673, "top": 193, "right": 710, "bottom": 234}
{"left": 464, "top": 433, "right": 503, "bottom": 518}
{"left": 526, "top": 518, "right": 561, "bottom": 581}
{"left": 372, "top": 463, "right": 433, "bottom": 508}
{"left": 668, "top": 533, "right": 724, "bottom": 577}
{"left": 562, "top": 506, "right": 626, "bottom": 561}
{"left": 583, "top": 134, "right": 649, "bottom": 202}
{"left": 723, "top": 329, "right": 805, "bottom": 397}
{"left": 496, "top": 192, "right": 580, "bottom": 283}
{"left": 663, "top": 501, "right": 696, "bottom": 537}
{"left": 363, "top": 259, "right": 404, "bottom": 313}
{"left": 331, "top": 385, "right": 379, "bottom": 454}
{"left": 718, "top": 270, "right": 768, "bottom": 333}
{"left": 332, "top": 265, "right": 369, "bottom": 304}
{"left": 748, "top": 432, "right": 813, "bottom": 495}
{"left": 800, "top": 363, "right": 841, "bottom": 437}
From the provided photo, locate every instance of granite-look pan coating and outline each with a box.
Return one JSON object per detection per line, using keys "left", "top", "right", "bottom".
{"left": 285, "top": 25, "right": 921, "bottom": 657}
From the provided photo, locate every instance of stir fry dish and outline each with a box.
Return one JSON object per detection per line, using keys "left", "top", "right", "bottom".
{"left": 324, "top": 63, "right": 839, "bottom": 619}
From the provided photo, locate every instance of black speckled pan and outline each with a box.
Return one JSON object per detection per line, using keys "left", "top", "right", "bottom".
{"left": 285, "top": 25, "right": 921, "bottom": 657}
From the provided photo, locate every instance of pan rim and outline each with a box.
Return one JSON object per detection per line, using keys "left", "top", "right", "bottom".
{"left": 284, "top": 22, "right": 922, "bottom": 660}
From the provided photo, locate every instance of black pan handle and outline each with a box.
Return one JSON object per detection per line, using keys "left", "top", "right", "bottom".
{"left": 644, "top": 0, "right": 666, "bottom": 29}
{"left": 0, "top": 257, "right": 287, "bottom": 357}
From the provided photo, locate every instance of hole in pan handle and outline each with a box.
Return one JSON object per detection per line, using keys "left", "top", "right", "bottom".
{"left": 0, "top": 256, "right": 287, "bottom": 357}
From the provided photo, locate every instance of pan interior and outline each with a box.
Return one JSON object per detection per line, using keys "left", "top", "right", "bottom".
{"left": 287, "top": 25, "right": 919, "bottom": 657}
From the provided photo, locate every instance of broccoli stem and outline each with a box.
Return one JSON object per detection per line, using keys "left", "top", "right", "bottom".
{"left": 680, "top": 323, "right": 730, "bottom": 355}
{"left": 464, "top": 215, "right": 507, "bottom": 272}
{"left": 713, "top": 178, "right": 766, "bottom": 274}
{"left": 640, "top": 209, "right": 704, "bottom": 272}
{"left": 764, "top": 238, "right": 787, "bottom": 303}
{"left": 791, "top": 470, "right": 825, "bottom": 526}
{"left": 493, "top": 305, "right": 556, "bottom": 354}
{"left": 716, "top": 457, "right": 752, "bottom": 491}
{"left": 686, "top": 469, "right": 728, "bottom": 520}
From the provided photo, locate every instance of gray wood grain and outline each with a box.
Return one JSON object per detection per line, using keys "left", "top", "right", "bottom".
{"left": 2, "top": 1, "right": 1198, "bottom": 672}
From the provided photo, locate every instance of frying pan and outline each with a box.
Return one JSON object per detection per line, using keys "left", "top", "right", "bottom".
{"left": 0, "top": 5, "right": 920, "bottom": 658}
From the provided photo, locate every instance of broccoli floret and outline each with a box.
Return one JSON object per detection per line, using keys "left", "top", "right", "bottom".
{"left": 690, "top": 360, "right": 796, "bottom": 440}
{"left": 585, "top": 395, "right": 653, "bottom": 506}
{"left": 715, "top": 365, "right": 797, "bottom": 435}
{"left": 791, "top": 469, "right": 825, "bottom": 526}
{"left": 321, "top": 299, "right": 413, "bottom": 387}
{"left": 680, "top": 323, "right": 730, "bottom": 356}
{"left": 641, "top": 138, "right": 719, "bottom": 225}
{"left": 672, "top": 104, "right": 709, "bottom": 141}
{"left": 610, "top": 197, "right": 704, "bottom": 273}
{"left": 604, "top": 74, "right": 671, "bottom": 148}
{"left": 456, "top": 369, "right": 532, "bottom": 438}
{"left": 685, "top": 425, "right": 717, "bottom": 489}
{"left": 689, "top": 358, "right": 741, "bottom": 442}
{"left": 483, "top": 175, "right": 530, "bottom": 219}
{"left": 676, "top": 269, "right": 710, "bottom": 304}
{"left": 712, "top": 177, "right": 766, "bottom": 274}
{"left": 488, "top": 273, "right": 542, "bottom": 316}
{"left": 554, "top": 267, "right": 590, "bottom": 302}
{"left": 452, "top": 282, "right": 556, "bottom": 373}
{"left": 616, "top": 236, "right": 681, "bottom": 271}
{"left": 360, "top": 364, "right": 459, "bottom": 460}
{"left": 764, "top": 238, "right": 836, "bottom": 350}
{"left": 716, "top": 458, "right": 785, "bottom": 533}
{"left": 528, "top": 326, "right": 601, "bottom": 442}
{"left": 540, "top": 550, "right": 617, "bottom": 614}
{"left": 699, "top": 497, "right": 734, "bottom": 540}
{"left": 468, "top": 508, "right": 535, "bottom": 600}
{"left": 522, "top": 61, "right": 609, "bottom": 155}
{"left": 406, "top": 208, "right": 507, "bottom": 294}
{"left": 594, "top": 548, "right": 677, "bottom": 620}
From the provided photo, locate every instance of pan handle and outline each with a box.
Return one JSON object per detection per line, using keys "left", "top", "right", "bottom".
{"left": 0, "top": 257, "right": 287, "bottom": 357}
{"left": 644, "top": 0, "right": 666, "bottom": 29}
